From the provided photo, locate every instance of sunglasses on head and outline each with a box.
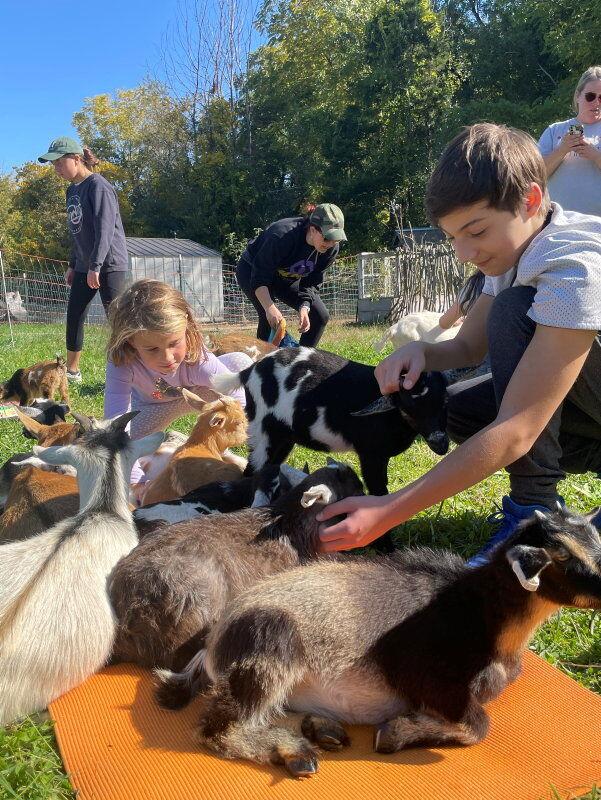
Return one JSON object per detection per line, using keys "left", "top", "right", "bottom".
{"left": 584, "top": 91, "right": 601, "bottom": 102}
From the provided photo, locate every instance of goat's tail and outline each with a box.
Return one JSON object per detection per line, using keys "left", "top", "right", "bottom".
{"left": 373, "top": 328, "right": 392, "bottom": 353}
{"left": 211, "top": 370, "right": 244, "bottom": 395}
{"left": 153, "top": 648, "right": 210, "bottom": 709}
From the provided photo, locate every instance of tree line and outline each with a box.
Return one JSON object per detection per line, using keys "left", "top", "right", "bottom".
{"left": 0, "top": 0, "right": 596, "bottom": 263}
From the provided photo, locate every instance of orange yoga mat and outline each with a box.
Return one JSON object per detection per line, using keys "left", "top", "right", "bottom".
{"left": 49, "top": 651, "right": 601, "bottom": 800}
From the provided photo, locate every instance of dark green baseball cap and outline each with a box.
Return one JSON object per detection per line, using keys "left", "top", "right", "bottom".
{"left": 38, "top": 136, "right": 84, "bottom": 163}
{"left": 309, "top": 203, "right": 347, "bottom": 242}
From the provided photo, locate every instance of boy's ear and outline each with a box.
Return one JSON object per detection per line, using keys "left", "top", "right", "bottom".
{"left": 525, "top": 183, "right": 543, "bottom": 217}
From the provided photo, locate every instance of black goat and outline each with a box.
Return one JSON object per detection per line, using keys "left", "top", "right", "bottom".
{"left": 133, "top": 463, "right": 310, "bottom": 533}
{"left": 164, "top": 506, "right": 601, "bottom": 778}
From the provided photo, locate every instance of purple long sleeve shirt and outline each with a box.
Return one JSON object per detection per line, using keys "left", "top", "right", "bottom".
{"left": 104, "top": 349, "right": 246, "bottom": 423}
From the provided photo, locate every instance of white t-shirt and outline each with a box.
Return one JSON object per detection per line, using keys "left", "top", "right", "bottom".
{"left": 538, "top": 118, "right": 601, "bottom": 216}
{"left": 482, "top": 204, "right": 601, "bottom": 331}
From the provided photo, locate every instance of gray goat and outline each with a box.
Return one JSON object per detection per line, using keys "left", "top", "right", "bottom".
{"left": 159, "top": 506, "right": 601, "bottom": 777}
{"left": 109, "top": 461, "right": 363, "bottom": 672}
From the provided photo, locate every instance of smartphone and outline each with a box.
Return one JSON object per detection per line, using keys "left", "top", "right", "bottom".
{"left": 568, "top": 124, "right": 584, "bottom": 136}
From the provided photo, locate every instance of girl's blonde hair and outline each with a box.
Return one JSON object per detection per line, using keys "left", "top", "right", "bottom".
{"left": 573, "top": 66, "right": 601, "bottom": 111}
{"left": 107, "top": 279, "right": 204, "bottom": 366}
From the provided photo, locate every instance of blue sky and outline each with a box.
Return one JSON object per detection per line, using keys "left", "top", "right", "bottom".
{"left": 0, "top": 0, "right": 181, "bottom": 173}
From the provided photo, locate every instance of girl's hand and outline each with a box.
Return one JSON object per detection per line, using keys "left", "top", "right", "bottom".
{"left": 374, "top": 341, "right": 427, "bottom": 394}
{"left": 87, "top": 270, "right": 100, "bottom": 289}
{"left": 298, "top": 306, "right": 310, "bottom": 333}
{"left": 266, "top": 304, "right": 284, "bottom": 330}
{"left": 65, "top": 267, "right": 74, "bottom": 287}
{"left": 316, "top": 495, "right": 396, "bottom": 552}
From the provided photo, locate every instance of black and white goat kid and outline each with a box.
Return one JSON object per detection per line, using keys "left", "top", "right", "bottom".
{"left": 212, "top": 347, "right": 448, "bottom": 547}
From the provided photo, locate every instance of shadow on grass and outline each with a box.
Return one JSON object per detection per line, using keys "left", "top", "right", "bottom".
{"left": 75, "top": 382, "right": 106, "bottom": 398}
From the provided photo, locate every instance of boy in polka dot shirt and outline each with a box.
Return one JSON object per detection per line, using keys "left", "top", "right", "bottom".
{"left": 317, "top": 123, "right": 601, "bottom": 563}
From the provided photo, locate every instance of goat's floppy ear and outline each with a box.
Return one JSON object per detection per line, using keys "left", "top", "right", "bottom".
{"left": 506, "top": 545, "right": 552, "bottom": 592}
{"left": 132, "top": 431, "right": 166, "bottom": 460}
{"left": 351, "top": 395, "right": 396, "bottom": 417}
{"left": 301, "top": 483, "right": 333, "bottom": 507}
{"left": 302, "top": 462, "right": 310, "bottom": 475}
{"left": 14, "top": 406, "right": 45, "bottom": 439}
{"left": 182, "top": 388, "right": 205, "bottom": 409}
{"left": 33, "top": 444, "right": 75, "bottom": 467}
{"left": 70, "top": 411, "right": 94, "bottom": 431}
{"left": 209, "top": 411, "right": 227, "bottom": 428}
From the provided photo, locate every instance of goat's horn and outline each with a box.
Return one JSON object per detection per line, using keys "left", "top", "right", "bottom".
{"left": 351, "top": 395, "right": 396, "bottom": 417}
{"left": 71, "top": 411, "right": 94, "bottom": 431}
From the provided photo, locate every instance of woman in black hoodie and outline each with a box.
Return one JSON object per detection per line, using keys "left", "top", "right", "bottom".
{"left": 236, "top": 203, "right": 346, "bottom": 346}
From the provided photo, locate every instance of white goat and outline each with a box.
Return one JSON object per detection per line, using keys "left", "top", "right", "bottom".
{"left": 0, "top": 411, "right": 164, "bottom": 726}
{"left": 374, "top": 310, "right": 459, "bottom": 353}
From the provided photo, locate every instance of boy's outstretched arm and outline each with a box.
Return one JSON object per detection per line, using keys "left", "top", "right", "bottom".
{"left": 376, "top": 293, "right": 492, "bottom": 393}
{"left": 318, "top": 324, "right": 597, "bottom": 552}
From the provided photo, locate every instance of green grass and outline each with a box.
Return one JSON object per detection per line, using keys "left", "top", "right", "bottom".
{"left": 1, "top": 320, "right": 600, "bottom": 798}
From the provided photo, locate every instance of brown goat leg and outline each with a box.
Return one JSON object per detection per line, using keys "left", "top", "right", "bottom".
{"left": 301, "top": 714, "right": 351, "bottom": 751}
{"left": 373, "top": 698, "right": 489, "bottom": 753}
{"left": 197, "top": 684, "right": 318, "bottom": 777}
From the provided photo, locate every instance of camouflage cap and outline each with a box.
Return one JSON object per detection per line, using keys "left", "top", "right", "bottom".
{"left": 308, "top": 203, "right": 347, "bottom": 242}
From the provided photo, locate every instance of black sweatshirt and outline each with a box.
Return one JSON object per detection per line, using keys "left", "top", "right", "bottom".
{"left": 240, "top": 217, "right": 339, "bottom": 305}
{"left": 66, "top": 174, "right": 128, "bottom": 273}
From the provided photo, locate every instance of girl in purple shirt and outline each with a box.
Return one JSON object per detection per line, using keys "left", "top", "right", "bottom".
{"left": 104, "top": 279, "right": 250, "bottom": 481}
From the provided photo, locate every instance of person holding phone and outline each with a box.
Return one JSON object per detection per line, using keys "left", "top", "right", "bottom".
{"left": 538, "top": 66, "right": 601, "bottom": 216}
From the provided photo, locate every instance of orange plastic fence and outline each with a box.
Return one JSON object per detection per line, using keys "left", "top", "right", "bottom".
{"left": 50, "top": 651, "right": 601, "bottom": 800}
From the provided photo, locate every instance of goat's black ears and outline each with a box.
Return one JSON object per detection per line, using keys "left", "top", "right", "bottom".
{"left": 506, "top": 544, "right": 552, "bottom": 592}
{"left": 351, "top": 395, "right": 395, "bottom": 416}
{"left": 70, "top": 411, "right": 95, "bottom": 431}
{"left": 303, "top": 461, "right": 310, "bottom": 474}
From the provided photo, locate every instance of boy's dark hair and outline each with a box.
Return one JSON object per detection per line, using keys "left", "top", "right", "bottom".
{"left": 425, "top": 123, "right": 551, "bottom": 224}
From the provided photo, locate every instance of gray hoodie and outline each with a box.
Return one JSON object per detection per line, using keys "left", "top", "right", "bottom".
{"left": 66, "top": 173, "right": 128, "bottom": 273}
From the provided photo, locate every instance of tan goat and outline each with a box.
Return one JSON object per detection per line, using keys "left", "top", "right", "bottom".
{"left": 206, "top": 318, "right": 286, "bottom": 362}
{"left": 139, "top": 390, "right": 248, "bottom": 506}
{"left": 0, "top": 409, "right": 87, "bottom": 543}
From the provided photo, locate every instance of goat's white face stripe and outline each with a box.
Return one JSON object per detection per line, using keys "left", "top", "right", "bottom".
{"left": 412, "top": 386, "right": 429, "bottom": 398}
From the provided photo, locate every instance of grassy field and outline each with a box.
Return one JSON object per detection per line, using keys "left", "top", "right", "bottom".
{"left": 0, "top": 320, "right": 600, "bottom": 800}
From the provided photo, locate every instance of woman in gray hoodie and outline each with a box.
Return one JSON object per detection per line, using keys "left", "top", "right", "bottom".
{"left": 38, "top": 136, "right": 128, "bottom": 382}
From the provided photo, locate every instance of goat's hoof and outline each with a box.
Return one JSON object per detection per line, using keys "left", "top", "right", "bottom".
{"left": 301, "top": 715, "right": 350, "bottom": 750}
{"left": 285, "top": 755, "right": 319, "bottom": 778}
{"left": 373, "top": 723, "right": 398, "bottom": 754}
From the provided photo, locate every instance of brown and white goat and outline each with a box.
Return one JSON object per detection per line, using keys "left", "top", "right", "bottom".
{"left": 163, "top": 506, "right": 601, "bottom": 778}
{"left": 110, "top": 462, "right": 364, "bottom": 673}
{"left": 139, "top": 390, "right": 248, "bottom": 506}
{"left": 0, "top": 412, "right": 164, "bottom": 725}
{"left": 0, "top": 409, "right": 86, "bottom": 537}
{"left": 0, "top": 355, "right": 69, "bottom": 406}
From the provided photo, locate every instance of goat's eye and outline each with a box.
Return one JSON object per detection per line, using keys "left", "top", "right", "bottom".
{"left": 554, "top": 546, "right": 571, "bottom": 562}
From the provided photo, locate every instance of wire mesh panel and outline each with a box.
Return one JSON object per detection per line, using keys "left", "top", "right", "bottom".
{"left": 358, "top": 242, "right": 470, "bottom": 322}
{"left": 1, "top": 244, "right": 467, "bottom": 335}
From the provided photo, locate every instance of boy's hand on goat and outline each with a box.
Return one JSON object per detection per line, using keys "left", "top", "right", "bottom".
{"left": 375, "top": 341, "right": 426, "bottom": 394}
{"left": 316, "top": 494, "right": 394, "bottom": 552}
